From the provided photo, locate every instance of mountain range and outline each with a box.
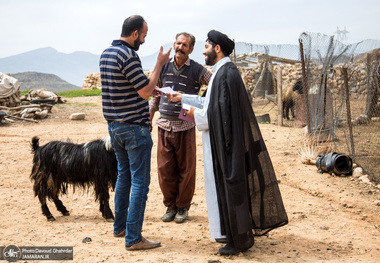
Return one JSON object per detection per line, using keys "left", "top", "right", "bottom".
{"left": 1, "top": 38, "right": 379, "bottom": 91}
{"left": 0, "top": 47, "right": 100, "bottom": 88}
{"left": 0, "top": 42, "right": 299, "bottom": 89}
{"left": 0, "top": 43, "right": 211, "bottom": 88}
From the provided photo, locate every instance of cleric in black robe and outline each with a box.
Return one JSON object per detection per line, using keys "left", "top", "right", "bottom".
{"left": 205, "top": 30, "right": 288, "bottom": 255}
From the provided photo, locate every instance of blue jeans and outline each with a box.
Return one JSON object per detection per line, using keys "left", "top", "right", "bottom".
{"left": 108, "top": 122, "right": 153, "bottom": 246}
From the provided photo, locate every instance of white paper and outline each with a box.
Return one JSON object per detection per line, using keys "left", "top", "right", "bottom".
{"left": 182, "top": 103, "right": 191, "bottom": 110}
{"left": 157, "top": 86, "right": 176, "bottom": 95}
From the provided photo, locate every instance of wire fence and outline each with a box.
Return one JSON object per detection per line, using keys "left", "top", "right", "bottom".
{"left": 235, "top": 32, "right": 380, "bottom": 183}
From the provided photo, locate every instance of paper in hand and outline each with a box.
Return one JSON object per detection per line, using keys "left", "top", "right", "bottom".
{"left": 157, "top": 87, "right": 176, "bottom": 95}
{"left": 181, "top": 103, "right": 191, "bottom": 111}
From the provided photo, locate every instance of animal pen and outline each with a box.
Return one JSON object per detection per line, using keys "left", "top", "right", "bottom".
{"left": 234, "top": 32, "right": 380, "bottom": 183}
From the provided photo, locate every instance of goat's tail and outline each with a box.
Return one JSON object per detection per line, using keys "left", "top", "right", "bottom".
{"left": 31, "top": 136, "right": 40, "bottom": 153}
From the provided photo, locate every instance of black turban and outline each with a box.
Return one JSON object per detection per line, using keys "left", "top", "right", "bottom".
{"left": 207, "top": 30, "right": 235, "bottom": 55}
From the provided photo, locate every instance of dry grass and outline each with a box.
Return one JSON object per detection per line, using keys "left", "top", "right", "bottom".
{"left": 297, "top": 131, "right": 333, "bottom": 165}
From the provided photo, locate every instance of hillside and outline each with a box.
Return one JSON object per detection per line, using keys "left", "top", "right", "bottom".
{"left": 0, "top": 47, "right": 100, "bottom": 86}
{"left": 12, "top": 72, "right": 81, "bottom": 92}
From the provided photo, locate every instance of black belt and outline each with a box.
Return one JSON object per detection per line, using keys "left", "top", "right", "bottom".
{"left": 159, "top": 113, "right": 180, "bottom": 121}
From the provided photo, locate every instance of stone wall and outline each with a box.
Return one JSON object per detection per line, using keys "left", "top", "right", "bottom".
{"left": 273, "top": 63, "right": 303, "bottom": 93}
{"left": 238, "top": 63, "right": 303, "bottom": 98}
{"left": 241, "top": 61, "right": 377, "bottom": 99}
{"left": 84, "top": 61, "right": 376, "bottom": 100}
{"left": 329, "top": 63, "right": 371, "bottom": 98}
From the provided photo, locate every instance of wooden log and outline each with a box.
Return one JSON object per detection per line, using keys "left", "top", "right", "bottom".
{"left": 0, "top": 104, "right": 42, "bottom": 111}
{"left": 5, "top": 113, "right": 38, "bottom": 122}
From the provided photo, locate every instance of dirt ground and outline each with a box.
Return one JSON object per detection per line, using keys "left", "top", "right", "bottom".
{"left": 1, "top": 96, "right": 380, "bottom": 263}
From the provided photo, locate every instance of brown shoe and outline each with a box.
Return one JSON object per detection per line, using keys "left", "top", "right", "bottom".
{"left": 113, "top": 229, "right": 126, "bottom": 238}
{"left": 125, "top": 237, "right": 161, "bottom": 251}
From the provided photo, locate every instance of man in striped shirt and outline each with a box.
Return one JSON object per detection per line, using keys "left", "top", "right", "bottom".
{"left": 99, "top": 15, "right": 171, "bottom": 251}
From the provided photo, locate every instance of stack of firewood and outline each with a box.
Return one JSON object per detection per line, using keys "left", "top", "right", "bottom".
{"left": 0, "top": 93, "right": 21, "bottom": 107}
{"left": 82, "top": 71, "right": 155, "bottom": 90}
{"left": 82, "top": 73, "right": 102, "bottom": 90}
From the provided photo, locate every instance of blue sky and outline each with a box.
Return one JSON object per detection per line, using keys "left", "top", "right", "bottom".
{"left": 0, "top": 0, "right": 378, "bottom": 58}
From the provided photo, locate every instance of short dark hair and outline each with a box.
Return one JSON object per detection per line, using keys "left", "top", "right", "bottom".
{"left": 176, "top": 32, "right": 196, "bottom": 49}
{"left": 121, "top": 15, "right": 146, "bottom": 37}
{"left": 206, "top": 39, "right": 229, "bottom": 57}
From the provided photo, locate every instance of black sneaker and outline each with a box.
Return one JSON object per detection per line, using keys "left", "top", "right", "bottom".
{"left": 161, "top": 208, "right": 177, "bottom": 222}
{"left": 174, "top": 208, "right": 188, "bottom": 223}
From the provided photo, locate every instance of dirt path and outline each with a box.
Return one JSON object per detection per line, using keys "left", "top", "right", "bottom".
{"left": 1, "top": 96, "right": 379, "bottom": 263}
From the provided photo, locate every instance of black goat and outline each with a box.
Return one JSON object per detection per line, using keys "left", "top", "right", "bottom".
{"left": 30, "top": 136, "right": 118, "bottom": 222}
{"left": 283, "top": 80, "right": 304, "bottom": 120}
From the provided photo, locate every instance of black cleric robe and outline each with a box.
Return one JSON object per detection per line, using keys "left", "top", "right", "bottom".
{"left": 207, "top": 62, "right": 288, "bottom": 250}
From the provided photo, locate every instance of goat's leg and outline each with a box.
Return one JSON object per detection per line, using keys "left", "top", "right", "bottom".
{"left": 98, "top": 191, "right": 114, "bottom": 222}
{"left": 284, "top": 103, "right": 290, "bottom": 120}
{"left": 38, "top": 194, "right": 55, "bottom": 221}
{"left": 291, "top": 103, "right": 295, "bottom": 119}
{"left": 282, "top": 104, "right": 287, "bottom": 120}
{"left": 52, "top": 195, "right": 70, "bottom": 216}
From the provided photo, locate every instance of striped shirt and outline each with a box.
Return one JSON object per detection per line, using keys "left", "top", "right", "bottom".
{"left": 99, "top": 40, "right": 150, "bottom": 127}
